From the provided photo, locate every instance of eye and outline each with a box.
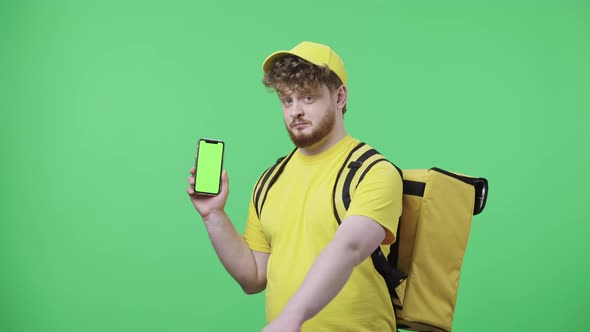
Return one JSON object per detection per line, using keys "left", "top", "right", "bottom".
{"left": 303, "top": 96, "right": 315, "bottom": 104}
{"left": 281, "top": 98, "right": 293, "bottom": 106}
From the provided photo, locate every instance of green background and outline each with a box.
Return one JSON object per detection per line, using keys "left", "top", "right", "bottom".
{"left": 2, "top": 1, "right": 589, "bottom": 331}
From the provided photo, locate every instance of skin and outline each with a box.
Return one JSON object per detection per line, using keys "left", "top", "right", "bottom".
{"left": 279, "top": 84, "right": 347, "bottom": 154}
{"left": 187, "top": 82, "right": 388, "bottom": 332}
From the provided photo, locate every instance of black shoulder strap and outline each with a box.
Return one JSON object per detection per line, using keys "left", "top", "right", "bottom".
{"left": 333, "top": 142, "right": 399, "bottom": 224}
{"left": 253, "top": 148, "right": 297, "bottom": 218}
{"left": 334, "top": 142, "right": 406, "bottom": 298}
{"left": 332, "top": 142, "right": 368, "bottom": 225}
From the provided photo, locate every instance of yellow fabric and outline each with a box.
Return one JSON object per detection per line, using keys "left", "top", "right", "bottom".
{"left": 394, "top": 169, "right": 476, "bottom": 332}
{"left": 244, "top": 135, "right": 402, "bottom": 332}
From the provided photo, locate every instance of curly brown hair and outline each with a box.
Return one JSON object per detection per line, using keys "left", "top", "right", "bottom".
{"left": 262, "top": 55, "right": 347, "bottom": 114}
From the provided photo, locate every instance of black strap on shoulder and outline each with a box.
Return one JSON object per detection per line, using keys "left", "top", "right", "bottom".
{"left": 356, "top": 158, "right": 405, "bottom": 286}
{"left": 253, "top": 165, "right": 279, "bottom": 216}
{"left": 357, "top": 157, "right": 406, "bottom": 297}
{"left": 336, "top": 142, "right": 407, "bottom": 297}
{"left": 331, "top": 142, "right": 366, "bottom": 225}
{"left": 259, "top": 150, "right": 296, "bottom": 216}
{"left": 356, "top": 158, "right": 387, "bottom": 188}
{"left": 342, "top": 148, "right": 379, "bottom": 210}
{"left": 254, "top": 148, "right": 297, "bottom": 218}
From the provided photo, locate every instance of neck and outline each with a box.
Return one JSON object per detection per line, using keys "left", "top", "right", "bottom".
{"left": 298, "top": 124, "right": 347, "bottom": 156}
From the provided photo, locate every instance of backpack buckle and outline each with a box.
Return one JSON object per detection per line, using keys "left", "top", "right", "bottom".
{"left": 348, "top": 160, "right": 362, "bottom": 169}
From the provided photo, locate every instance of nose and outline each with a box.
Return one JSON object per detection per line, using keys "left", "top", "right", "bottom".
{"left": 289, "top": 100, "right": 304, "bottom": 119}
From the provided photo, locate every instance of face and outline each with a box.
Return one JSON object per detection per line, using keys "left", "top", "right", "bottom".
{"left": 278, "top": 84, "right": 339, "bottom": 148}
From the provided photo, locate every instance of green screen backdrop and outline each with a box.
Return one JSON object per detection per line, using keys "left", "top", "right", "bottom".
{"left": 2, "top": 1, "right": 589, "bottom": 331}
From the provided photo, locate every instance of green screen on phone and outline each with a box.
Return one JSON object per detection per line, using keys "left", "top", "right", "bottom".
{"left": 195, "top": 139, "right": 224, "bottom": 195}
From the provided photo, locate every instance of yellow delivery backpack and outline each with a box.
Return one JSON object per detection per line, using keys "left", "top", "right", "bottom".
{"left": 253, "top": 142, "right": 489, "bottom": 332}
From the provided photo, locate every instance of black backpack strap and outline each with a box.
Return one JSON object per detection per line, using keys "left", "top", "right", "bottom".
{"left": 253, "top": 148, "right": 297, "bottom": 218}
{"left": 334, "top": 142, "right": 407, "bottom": 298}
{"left": 331, "top": 142, "right": 366, "bottom": 224}
{"left": 342, "top": 148, "right": 380, "bottom": 210}
{"left": 334, "top": 143, "right": 402, "bottom": 222}
{"left": 332, "top": 142, "right": 385, "bottom": 225}
{"left": 371, "top": 248, "right": 406, "bottom": 300}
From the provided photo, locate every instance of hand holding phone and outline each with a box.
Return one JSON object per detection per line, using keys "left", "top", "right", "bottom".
{"left": 187, "top": 138, "right": 229, "bottom": 219}
{"left": 193, "top": 138, "right": 225, "bottom": 196}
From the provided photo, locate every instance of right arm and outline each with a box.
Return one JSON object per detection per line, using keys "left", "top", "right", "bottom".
{"left": 187, "top": 167, "right": 268, "bottom": 294}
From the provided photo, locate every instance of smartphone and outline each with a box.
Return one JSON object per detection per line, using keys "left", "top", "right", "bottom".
{"left": 194, "top": 138, "right": 225, "bottom": 195}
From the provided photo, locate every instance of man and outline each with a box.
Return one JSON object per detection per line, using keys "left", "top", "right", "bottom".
{"left": 187, "top": 41, "right": 403, "bottom": 332}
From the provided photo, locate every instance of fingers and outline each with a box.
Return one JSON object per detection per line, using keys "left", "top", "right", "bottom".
{"left": 187, "top": 168, "right": 196, "bottom": 196}
{"left": 186, "top": 186, "right": 195, "bottom": 195}
{"left": 187, "top": 168, "right": 228, "bottom": 197}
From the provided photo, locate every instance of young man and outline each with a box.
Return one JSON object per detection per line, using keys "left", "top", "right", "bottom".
{"left": 187, "top": 41, "right": 403, "bottom": 332}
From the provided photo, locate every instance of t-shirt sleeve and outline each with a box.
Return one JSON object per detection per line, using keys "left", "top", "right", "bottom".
{"left": 345, "top": 162, "right": 403, "bottom": 245}
{"left": 243, "top": 191, "right": 272, "bottom": 253}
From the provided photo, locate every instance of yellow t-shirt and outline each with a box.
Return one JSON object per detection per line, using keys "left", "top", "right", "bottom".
{"left": 244, "top": 135, "right": 403, "bottom": 332}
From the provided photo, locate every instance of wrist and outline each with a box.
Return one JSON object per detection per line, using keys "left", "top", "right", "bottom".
{"left": 201, "top": 209, "right": 227, "bottom": 224}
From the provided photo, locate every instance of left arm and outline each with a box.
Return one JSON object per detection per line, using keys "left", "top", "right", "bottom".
{"left": 262, "top": 215, "right": 386, "bottom": 332}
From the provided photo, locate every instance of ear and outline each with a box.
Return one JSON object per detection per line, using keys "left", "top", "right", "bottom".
{"left": 335, "top": 85, "right": 348, "bottom": 110}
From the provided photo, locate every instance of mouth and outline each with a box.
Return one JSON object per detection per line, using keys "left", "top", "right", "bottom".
{"left": 291, "top": 122, "right": 309, "bottom": 129}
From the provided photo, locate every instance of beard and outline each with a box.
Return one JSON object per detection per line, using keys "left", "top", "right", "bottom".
{"left": 286, "top": 108, "right": 336, "bottom": 148}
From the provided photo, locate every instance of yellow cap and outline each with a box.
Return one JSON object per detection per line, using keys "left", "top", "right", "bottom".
{"left": 262, "top": 41, "right": 348, "bottom": 85}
